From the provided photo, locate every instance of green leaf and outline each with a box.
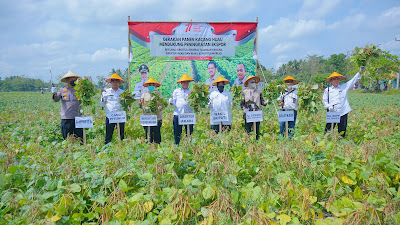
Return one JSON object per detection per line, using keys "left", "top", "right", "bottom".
{"left": 140, "top": 173, "right": 153, "bottom": 181}
{"left": 353, "top": 186, "right": 363, "bottom": 200}
{"left": 69, "top": 183, "right": 81, "bottom": 193}
{"left": 277, "top": 214, "right": 291, "bottom": 225}
{"left": 202, "top": 186, "right": 215, "bottom": 200}
{"left": 183, "top": 174, "right": 194, "bottom": 186}
{"left": 191, "top": 179, "right": 203, "bottom": 186}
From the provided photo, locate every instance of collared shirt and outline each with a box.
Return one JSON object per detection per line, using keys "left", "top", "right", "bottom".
{"left": 205, "top": 76, "right": 218, "bottom": 93}
{"left": 277, "top": 89, "right": 299, "bottom": 110}
{"left": 233, "top": 76, "right": 247, "bottom": 88}
{"left": 140, "top": 91, "right": 163, "bottom": 120}
{"left": 322, "top": 72, "right": 362, "bottom": 116}
{"left": 208, "top": 90, "right": 232, "bottom": 125}
{"left": 100, "top": 88, "right": 124, "bottom": 117}
{"left": 240, "top": 88, "right": 267, "bottom": 111}
{"left": 169, "top": 87, "right": 193, "bottom": 115}
{"left": 53, "top": 86, "right": 82, "bottom": 119}
{"left": 132, "top": 80, "right": 148, "bottom": 99}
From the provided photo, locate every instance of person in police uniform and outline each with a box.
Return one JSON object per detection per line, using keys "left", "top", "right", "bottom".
{"left": 277, "top": 76, "right": 299, "bottom": 138}
{"left": 323, "top": 68, "right": 363, "bottom": 138}
{"left": 133, "top": 64, "right": 149, "bottom": 99}
{"left": 52, "top": 71, "right": 83, "bottom": 140}
{"left": 100, "top": 73, "right": 125, "bottom": 144}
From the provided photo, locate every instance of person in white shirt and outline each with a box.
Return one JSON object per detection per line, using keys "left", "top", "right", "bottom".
{"left": 132, "top": 64, "right": 149, "bottom": 99}
{"left": 233, "top": 63, "right": 248, "bottom": 88}
{"left": 100, "top": 73, "right": 125, "bottom": 144}
{"left": 205, "top": 61, "right": 218, "bottom": 93}
{"left": 169, "top": 74, "right": 195, "bottom": 145}
{"left": 208, "top": 76, "right": 232, "bottom": 133}
{"left": 322, "top": 68, "right": 363, "bottom": 137}
{"left": 277, "top": 76, "right": 299, "bottom": 138}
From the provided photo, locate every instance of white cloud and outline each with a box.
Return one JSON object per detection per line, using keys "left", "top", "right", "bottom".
{"left": 90, "top": 47, "right": 128, "bottom": 62}
{"left": 297, "top": 0, "right": 342, "bottom": 19}
{"left": 271, "top": 42, "right": 298, "bottom": 53}
{"left": 374, "top": 6, "right": 400, "bottom": 29}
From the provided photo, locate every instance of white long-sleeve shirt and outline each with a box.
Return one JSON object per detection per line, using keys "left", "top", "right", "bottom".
{"left": 100, "top": 88, "right": 124, "bottom": 117}
{"left": 169, "top": 88, "right": 193, "bottom": 116}
{"left": 322, "top": 72, "right": 362, "bottom": 116}
{"left": 208, "top": 90, "right": 232, "bottom": 125}
{"left": 277, "top": 89, "right": 299, "bottom": 110}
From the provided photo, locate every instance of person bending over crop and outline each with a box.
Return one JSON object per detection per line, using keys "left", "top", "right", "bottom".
{"left": 208, "top": 76, "right": 232, "bottom": 134}
{"left": 100, "top": 73, "right": 125, "bottom": 144}
{"left": 322, "top": 67, "right": 364, "bottom": 137}
{"left": 169, "top": 74, "right": 195, "bottom": 145}
{"left": 52, "top": 71, "right": 83, "bottom": 141}
{"left": 139, "top": 78, "right": 163, "bottom": 144}
{"left": 240, "top": 76, "right": 268, "bottom": 140}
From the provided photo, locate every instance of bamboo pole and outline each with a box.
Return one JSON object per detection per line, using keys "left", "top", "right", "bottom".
{"left": 219, "top": 122, "right": 222, "bottom": 133}
{"left": 147, "top": 126, "right": 150, "bottom": 144}
{"left": 83, "top": 129, "right": 86, "bottom": 145}
{"left": 285, "top": 121, "right": 289, "bottom": 137}
{"left": 117, "top": 123, "right": 121, "bottom": 142}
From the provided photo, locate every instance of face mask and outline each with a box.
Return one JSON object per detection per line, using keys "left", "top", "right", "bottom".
{"left": 70, "top": 80, "right": 76, "bottom": 87}
{"left": 249, "top": 83, "right": 257, "bottom": 88}
{"left": 217, "top": 85, "right": 224, "bottom": 93}
{"left": 148, "top": 86, "right": 155, "bottom": 92}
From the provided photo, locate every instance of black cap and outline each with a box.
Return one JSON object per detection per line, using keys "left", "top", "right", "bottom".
{"left": 139, "top": 64, "right": 149, "bottom": 73}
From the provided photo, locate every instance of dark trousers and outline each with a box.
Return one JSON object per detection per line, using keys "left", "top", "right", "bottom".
{"left": 173, "top": 115, "right": 193, "bottom": 145}
{"left": 61, "top": 119, "right": 83, "bottom": 140}
{"left": 245, "top": 121, "right": 260, "bottom": 140}
{"left": 325, "top": 113, "right": 348, "bottom": 137}
{"left": 143, "top": 120, "right": 162, "bottom": 144}
{"left": 105, "top": 118, "right": 125, "bottom": 144}
{"left": 211, "top": 124, "right": 231, "bottom": 134}
{"left": 279, "top": 110, "right": 297, "bottom": 138}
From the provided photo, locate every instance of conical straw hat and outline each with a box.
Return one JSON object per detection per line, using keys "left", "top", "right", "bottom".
{"left": 105, "top": 73, "right": 125, "bottom": 83}
{"left": 212, "top": 76, "right": 230, "bottom": 86}
{"left": 244, "top": 76, "right": 261, "bottom": 87}
{"left": 143, "top": 78, "right": 161, "bottom": 87}
{"left": 326, "top": 72, "right": 345, "bottom": 82}
{"left": 177, "top": 74, "right": 194, "bottom": 83}
{"left": 60, "top": 71, "right": 81, "bottom": 83}
{"left": 283, "top": 75, "right": 298, "bottom": 84}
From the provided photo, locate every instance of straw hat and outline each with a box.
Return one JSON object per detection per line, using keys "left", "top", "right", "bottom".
{"left": 143, "top": 78, "right": 161, "bottom": 87}
{"left": 326, "top": 72, "right": 345, "bottom": 82}
{"left": 212, "top": 76, "right": 230, "bottom": 86}
{"left": 177, "top": 74, "right": 194, "bottom": 83}
{"left": 60, "top": 71, "right": 81, "bottom": 83}
{"left": 105, "top": 73, "right": 125, "bottom": 83}
{"left": 244, "top": 76, "right": 261, "bottom": 87}
{"left": 283, "top": 75, "right": 298, "bottom": 84}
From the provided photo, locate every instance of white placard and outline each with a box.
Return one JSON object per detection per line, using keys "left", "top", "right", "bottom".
{"left": 326, "top": 112, "right": 341, "bottom": 123}
{"left": 278, "top": 111, "right": 294, "bottom": 122}
{"left": 178, "top": 113, "right": 196, "bottom": 125}
{"left": 140, "top": 115, "right": 158, "bottom": 126}
{"left": 75, "top": 116, "right": 94, "bottom": 128}
{"left": 108, "top": 111, "right": 126, "bottom": 124}
{"left": 246, "top": 111, "right": 264, "bottom": 122}
{"left": 211, "top": 111, "right": 229, "bottom": 123}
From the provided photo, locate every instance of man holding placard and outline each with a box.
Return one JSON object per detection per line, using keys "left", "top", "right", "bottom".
{"left": 169, "top": 74, "right": 195, "bottom": 145}
{"left": 139, "top": 78, "right": 163, "bottom": 144}
{"left": 278, "top": 76, "right": 299, "bottom": 138}
{"left": 52, "top": 71, "right": 83, "bottom": 141}
{"left": 100, "top": 73, "right": 125, "bottom": 144}
{"left": 240, "top": 76, "right": 268, "bottom": 140}
{"left": 208, "top": 76, "right": 232, "bottom": 133}
{"left": 323, "top": 68, "right": 363, "bottom": 137}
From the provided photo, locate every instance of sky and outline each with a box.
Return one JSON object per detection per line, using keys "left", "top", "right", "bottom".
{"left": 0, "top": 0, "right": 399, "bottom": 82}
